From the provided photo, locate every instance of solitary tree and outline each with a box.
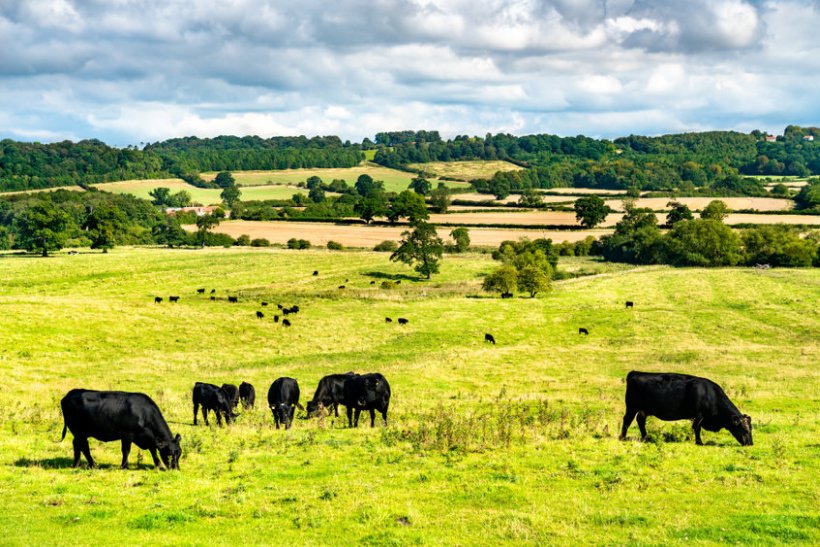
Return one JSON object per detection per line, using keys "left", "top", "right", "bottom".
{"left": 574, "top": 196, "right": 611, "bottom": 228}
{"left": 517, "top": 265, "right": 551, "bottom": 297}
{"left": 214, "top": 171, "right": 235, "bottom": 189}
{"left": 195, "top": 208, "right": 225, "bottom": 247}
{"left": 387, "top": 190, "right": 429, "bottom": 224}
{"left": 390, "top": 221, "right": 444, "bottom": 279}
{"left": 449, "top": 227, "right": 470, "bottom": 252}
{"left": 519, "top": 188, "right": 544, "bottom": 207}
{"left": 220, "top": 184, "right": 242, "bottom": 209}
{"left": 482, "top": 265, "right": 518, "bottom": 296}
{"left": 430, "top": 183, "right": 451, "bottom": 213}
{"left": 14, "top": 201, "right": 72, "bottom": 257}
{"left": 700, "top": 200, "right": 731, "bottom": 222}
{"left": 354, "top": 193, "right": 388, "bottom": 224}
{"left": 409, "top": 176, "right": 432, "bottom": 195}
{"left": 149, "top": 187, "right": 172, "bottom": 206}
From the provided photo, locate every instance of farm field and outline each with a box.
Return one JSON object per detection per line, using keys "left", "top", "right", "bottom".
{"left": 406, "top": 160, "right": 523, "bottom": 180}
{"left": 0, "top": 185, "right": 85, "bottom": 196}
{"left": 604, "top": 197, "right": 795, "bottom": 212}
{"left": 0, "top": 248, "right": 817, "bottom": 545}
{"left": 450, "top": 193, "right": 574, "bottom": 205}
{"left": 202, "top": 165, "right": 472, "bottom": 193}
{"left": 93, "top": 179, "right": 306, "bottom": 204}
{"left": 197, "top": 220, "right": 607, "bottom": 247}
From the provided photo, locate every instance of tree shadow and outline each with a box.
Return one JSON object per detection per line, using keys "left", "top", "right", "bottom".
{"left": 362, "top": 271, "right": 418, "bottom": 282}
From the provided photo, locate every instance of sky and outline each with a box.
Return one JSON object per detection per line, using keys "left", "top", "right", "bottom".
{"left": 1, "top": 0, "right": 818, "bottom": 145}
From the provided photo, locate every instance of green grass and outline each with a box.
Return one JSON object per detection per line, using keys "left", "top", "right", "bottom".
{"left": 94, "top": 179, "right": 305, "bottom": 205}
{"left": 0, "top": 248, "right": 817, "bottom": 545}
{"left": 407, "top": 160, "right": 524, "bottom": 181}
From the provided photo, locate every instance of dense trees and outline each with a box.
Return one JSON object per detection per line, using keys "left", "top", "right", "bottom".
{"left": 13, "top": 201, "right": 72, "bottom": 256}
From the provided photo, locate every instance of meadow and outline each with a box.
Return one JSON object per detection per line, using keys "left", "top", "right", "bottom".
{"left": 406, "top": 160, "right": 523, "bottom": 181}
{"left": 0, "top": 248, "right": 818, "bottom": 545}
{"left": 93, "top": 179, "right": 306, "bottom": 205}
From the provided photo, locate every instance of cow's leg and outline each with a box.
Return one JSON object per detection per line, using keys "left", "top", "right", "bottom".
{"left": 353, "top": 408, "right": 361, "bottom": 428}
{"left": 636, "top": 412, "right": 648, "bottom": 440}
{"left": 203, "top": 408, "right": 210, "bottom": 426}
{"left": 334, "top": 403, "right": 339, "bottom": 418}
{"left": 72, "top": 437, "right": 83, "bottom": 467}
{"left": 274, "top": 411, "right": 280, "bottom": 429}
{"left": 369, "top": 409, "right": 376, "bottom": 428}
{"left": 620, "top": 408, "right": 637, "bottom": 440}
{"left": 148, "top": 447, "right": 164, "bottom": 470}
{"left": 215, "top": 410, "right": 222, "bottom": 427}
{"left": 78, "top": 438, "right": 95, "bottom": 468}
{"left": 193, "top": 402, "right": 199, "bottom": 425}
{"left": 346, "top": 406, "right": 353, "bottom": 428}
{"left": 381, "top": 404, "right": 389, "bottom": 426}
{"left": 121, "top": 440, "right": 132, "bottom": 469}
{"left": 693, "top": 417, "right": 704, "bottom": 445}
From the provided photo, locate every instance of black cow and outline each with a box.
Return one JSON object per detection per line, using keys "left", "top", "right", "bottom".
{"left": 221, "top": 384, "right": 240, "bottom": 409}
{"left": 342, "top": 373, "right": 391, "bottom": 428}
{"left": 313, "top": 270, "right": 319, "bottom": 276}
{"left": 210, "top": 289, "right": 216, "bottom": 294}
{"left": 290, "top": 305, "right": 300, "bottom": 314}
{"left": 169, "top": 296, "right": 179, "bottom": 303}
{"left": 261, "top": 302, "right": 268, "bottom": 307}
{"left": 273, "top": 315, "right": 280, "bottom": 323}
{"left": 239, "top": 382, "right": 256, "bottom": 409}
{"left": 228, "top": 296, "right": 238, "bottom": 303}
{"left": 193, "top": 382, "right": 235, "bottom": 426}
{"left": 60, "top": 389, "right": 181, "bottom": 470}
{"left": 397, "top": 317, "right": 408, "bottom": 325}
{"left": 306, "top": 372, "right": 358, "bottom": 418}
{"left": 626, "top": 301, "right": 634, "bottom": 308}
{"left": 277, "top": 304, "right": 284, "bottom": 310}
{"left": 579, "top": 328, "right": 589, "bottom": 335}
{"left": 154, "top": 296, "right": 163, "bottom": 303}
{"left": 395, "top": 280, "right": 401, "bottom": 285}
{"left": 385, "top": 317, "right": 393, "bottom": 323}
{"left": 501, "top": 292, "right": 512, "bottom": 299}
{"left": 620, "top": 371, "right": 753, "bottom": 446}
{"left": 197, "top": 288, "right": 205, "bottom": 294}
{"left": 370, "top": 281, "right": 375, "bottom": 285}
{"left": 210, "top": 296, "right": 216, "bottom": 301}
{"left": 256, "top": 311, "right": 264, "bottom": 319}
{"left": 485, "top": 333, "right": 496, "bottom": 344}
{"left": 267, "top": 377, "right": 303, "bottom": 429}
{"left": 282, "top": 319, "right": 291, "bottom": 327}
{"left": 338, "top": 285, "right": 346, "bottom": 289}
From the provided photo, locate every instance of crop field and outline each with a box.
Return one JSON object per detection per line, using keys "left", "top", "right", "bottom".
{"left": 604, "top": 197, "right": 795, "bottom": 212}
{"left": 202, "top": 166, "right": 471, "bottom": 193}
{"left": 406, "top": 160, "right": 524, "bottom": 181}
{"left": 0, "top": 185, "right": 85, "bottom": 196}
{"left": 197, "top": 220, "right": 607, "bottom": 247}
{"left": 0, "top": 247, "right": 817, "bottom": 545}
{"left": 94, "top": 179, "right": 306, "bottom": 205}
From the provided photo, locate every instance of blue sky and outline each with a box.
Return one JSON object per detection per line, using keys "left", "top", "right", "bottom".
{"left": 1, "top": 0, "right": 818, "bottom": 145}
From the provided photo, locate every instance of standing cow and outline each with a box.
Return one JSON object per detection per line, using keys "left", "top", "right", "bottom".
{"left": 221, "top": 383, "right": 240, "bottom": 410}
{"left": 193, "top": 382, "right": 236, "bottom": 426}
{"left": 620, "top": 371, "right": 753, "bottom": 446}
{"left": 342, "top": 373, "right": 391, "bottom": 428}
{"left": 267, "top": 377, "right": 303, "bottom": 430}
{"left": 239, "top": 382, "right": 256, "bottom": 409}
{"left": 60, "top": 389, "right": 182, "bottom": 470}
{"left": 306, "top": 372, "right": 358, "bottom": 418}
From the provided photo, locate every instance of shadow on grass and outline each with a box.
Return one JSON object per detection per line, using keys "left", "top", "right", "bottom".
{"left": 14, "top": 457, "right": 164, "bottom": 471}
{"left": 363, "top": 271, "right": 419, "bottom": 282}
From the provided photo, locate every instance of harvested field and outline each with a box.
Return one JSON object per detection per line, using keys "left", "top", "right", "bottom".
{"left": 545, "top": 187, "right": 629, "bottom": 195}
{"left": 726, "top": 213, "right": 820, "bottom": 225}
{"left": 605, "top": 197, "right": 794, "bottom": 212}
{"left": 450, "top": 192, "right": 575, "bottom": 205}
{"left": 199, "top": 220, "right": 608, "bottom": 247}
{"left": 407, "top": 160, "right": 523, "bottom": 180}
{"left": 428, "top": 211, "right": 623, "bottom": 227}
{"left": 0, "top": 185, "right": 85, "bottom": 195}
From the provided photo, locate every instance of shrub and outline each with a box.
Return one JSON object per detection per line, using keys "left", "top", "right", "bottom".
{"left": 234, "top": 234, "right": 251, "bottom": 246}
{"left": 202, "top": 232, "right": 235, "bottom": 247}
{"left": 250, "top": 238, "right": 271, "bottom": 247}
{"left": 326, "top": 241, "right": 344, "bottom": 250}
{"left": 741, "top": 225, "right": 817, "bottom": 267}
{"left": 287, "top": 238, "right": 311, "bottom": 249}
{"left": 374, "top": 240, "right": 398, "bottom": 252}
{"left": 380, "top": 280, "right": 398, "bottom": 290}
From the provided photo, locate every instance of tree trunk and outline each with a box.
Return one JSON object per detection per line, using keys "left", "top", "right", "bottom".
{"left": 41, "top": 248, "right": 48, "bottom": 257}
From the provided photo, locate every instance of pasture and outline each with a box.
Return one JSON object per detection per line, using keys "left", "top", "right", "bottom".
{"left": 406, "top": 160, "right": 524, "bottom": 181}
{"left": 0, "top": 248, "right": 818, "bottom": 545}
{"left": 93, "top": 179, "right": 306, "bottom": 205}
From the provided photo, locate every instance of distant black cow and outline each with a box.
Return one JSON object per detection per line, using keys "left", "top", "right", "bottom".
{"left": 210, "top": 296, "right": 216, "bottom": 301}
{"left": 273, "top": 315, "right": 280, "bottom": 323}
{"left": 60, "top": 389, "right": 182, "bottom": 470}
{"left": 267, "top": 377, "right": 303, "bottom": 429}
{"left": 306, "top": 372, "right": 358, "bottom": 418}
{"left": 370, "top": 281, "right": 375, "bottom": 285}
{"left": 210, "top": 289, "right": 216, "bottom": 294}
{"left": 221, "top": 384, "right": 240, "bottom": 409}
{"left": 625, "top": 301, "right": 634, "bottom": 308}
{"left": 261, "top": 301, "right": 268, "bottom": 307}
{"left": 282, "top": 308, "right": 291, "bottom": 316}
{"left": 385, "top": 317, "right": 393, "bottom": 323}
{"left": 282, "top": 319, "right": 291, "bottom": 327}
{"left": 290, "top": 305, "right": 300, "bottom": 314}
{"left": 397, "top": 318, "right": 408, "bottom": 325}
{"left": 193, "top": 382, "right": 235, "bottom": 426}
{"left": 485, "top": 333, "right": 496, "bottom": 344}
{"left": 256, "top": 311, "right": 264, "bottom": 319}
{"left": 338, "top": 285, "right": 346, "bottom": 289}
{"left": 313, "top": 270, "right": 319, "bottom": 276}
{"left": 277, "top": 304, "right": 284, "bottom": 310}
{"left": 228, "top": 296, "right": 238, "bottom": 303}
{"left": 239, "top": 382, "right": 256, "bottom": 409}
{"left": 501, "top": 292, "right": 513, "bottom": 299}
{"left": 620, "top": 371, "right": 753, "bottom": 446}
{"left": 154, "top": 296, "right": 163, "bottom": 303}
{"left": 579, "top": 328, "right": 589, "bottom": 335}
{"left": 342, "top": 373, "right": 391, "bottom": 427}
{"left": 395, "top": 280, "right": 401, "bottom": 285}
{"left": 169, "top": 296, "right": 179, "bottom": 303}
{"left": 197, "top": 288, "right": 205, "bottom": 294}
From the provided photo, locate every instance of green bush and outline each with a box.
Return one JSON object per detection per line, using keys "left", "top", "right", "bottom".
{"left": 234, "top": 234, "right": 251, "bottom": 246}
{"left": 251, "top": 238, "right": 271, "bottom": 247}
{"left": 326, "top": 241, "right": 344, "bottom": 250}
{"left": 287, "top": 238, "right": 311, "bottom": 250}
{"left": 374, "top": 240, "right": 398, "bottom": 252}
{"left": 380, "top": 280, "right": 398, "bottom": 290}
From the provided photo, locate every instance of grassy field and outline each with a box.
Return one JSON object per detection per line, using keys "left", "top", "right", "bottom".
{"left": 406, "top": 160, "right": 523, "bottom": 181}
{"left": 0, "top": 248, "right": 818, "bottom": 545}
{"left": 94, "top": 179, "right": 306, "bottom": 205}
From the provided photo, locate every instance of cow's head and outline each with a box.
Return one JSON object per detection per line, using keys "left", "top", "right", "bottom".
{"left": 276, "top": 403, "right": 295, "bottom": 428}
{"left": 159, "top": 433, "right": 182, "bottom": 470}
{"left": 305, "top": 400, "right": 325, "bottom": 418}
{"left": 728, "top": 414, "right": 753, "bottom": 446}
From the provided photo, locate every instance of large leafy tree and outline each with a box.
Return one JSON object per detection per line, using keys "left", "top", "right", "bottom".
{"left": 700, "top": 200, "right": 731, "bottom": 222}
{"left": 518, "top": 265, "right": 551, "bottom": 297}
{"left": 664, "top": 219, "right": 742, "bottom": 266}
{"left": 214, "top": 171, "right": 235, "bottom": 189}
{"left": 83, "top": 204, "right": 127, "bottom": 253}
{"left": 449, "top": 227, "right": 470, "bottom": 253}
{"left": 409, "top": 176, "right": 432, "bottom": 195}
{"left": 153, "top": 216, "right": 189, "bottom": 248}
{"left": 574, "top": 195, "right": 612, "bottom": 228}
{"left": 430, "top": 183, "right": 451, "bottom": 212}
{"left": 13, "top": 201, "right": 72, "bottom": 256}
{"left": 390, "top": 221, "right": 444, "bottom": 279}
{"left": 666, "top": 201, "right": 694, "bottom": 225}
{"left": 387, "top": 190, "right": 429, "bottom": 224}
{"left": 220, "top": 184, "right": 242, "bottom": 209}
{"left": 195, "top": 208, "right": 226, "bottom": 247}
{"left": 482, "top": 265, "right": 518, "bottom": 296}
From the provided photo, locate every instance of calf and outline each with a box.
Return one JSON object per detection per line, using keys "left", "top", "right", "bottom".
{"left": 282, "top": 319, "right": 291, "bottom": 327}
{"left": 578, "top": 328, "right": 589, "bottom": 335}
{"left": 154, "top": 296, "right": 163, "bottom": 303}
{"left": 385, "top": 317, "right": 393, "bottom": 323}
{"left": 221, "top": 384, "right": 240, "bottom": 409}
{"left": 267, "top": 377, "right": 303, "bottom": 429}
{"left": 342, "top": 373, "right": 391, "bottom": 427}
{"left": 239, "top": 382, "right": 256, "bottom": 409}
{"left": 256, "top": 311, "right": 264, "bottom": 319}
{"left": 397, "top": 318, "right": 409, "bottom": 325}
{"left": 228, "top": 296, "right": 238, "bottom": 303}
{"left": 197, "top": 288, "right": 205, "bottom": 294}
{"left": 169, "top": 296, "right": 179, "bottom": 303}
{"left": 193, "top": 382, "right": 235, "bottom": 426}
{"left": 306, "top": 372, "right": 358, "bottom": 418}
{"left": 484, "top": 333, "right": 496, "bottom": 344}
{"left": 625, "top": 301, "right": 634, "bottom": 308}
{"left": 620, "top": 371, "right": 753, "bottom": 446}
{"left": 60, "top": 389, "right": 182, "bottom": 470}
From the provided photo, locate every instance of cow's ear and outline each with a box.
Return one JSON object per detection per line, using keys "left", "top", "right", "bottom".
{"left": 743, "top": 414, "right": 751, "bottom": 423}
{"left": 174, "top": 434, "right": 182, "bottom": 443}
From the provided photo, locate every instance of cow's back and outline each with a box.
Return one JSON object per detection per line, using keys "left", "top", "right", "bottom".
{"left": 62, "top": 390, "right": 167, "bottom": 442}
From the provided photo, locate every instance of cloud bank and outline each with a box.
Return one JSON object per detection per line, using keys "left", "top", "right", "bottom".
{"left": 0, "top": 0, "right": 818, "bottom": 144}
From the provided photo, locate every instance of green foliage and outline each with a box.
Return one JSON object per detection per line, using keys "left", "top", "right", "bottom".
{"left": 234, "top": 234, "right": 251, "bottom": 246}
{"left": 408, "top": 176, "right": 432, "bottom": 195}
{"left": 194, "top": 209, "right": 225, "bottom": 247}
{"left": 448, "top": 227, "right": 470, "bottom": 253}
{"left": 214, "top": 171, "right": 235, "bottom": 189}
{"left": 518, "top": 265, "right": 552, "bottom": 297}
{"left": 429, "top": 183, "right": 451, "bottom": 213}
{"left": 308, "top": 186, "right": 326, "bottom": 203}
{"left": 600, "top": 208, "right": 664, "bottom": 264}
{"left": 326, "top": 240, "right": 344, "bottom": 250}
{"left": 250, "top": 238, "right": 271, "bottom": 247}
{"left": 390, "top": 221, "right": 444, "bottom": 279}
{"left": 152, "top": 216, "right": 189, "bottom": 248}
{"left": 664, "top": 219, "right": 743, "bottom": 266}
{"left": 666, "top": 201, "right": 694, "bottom": 225}
{"left": 149, "top": 187, "right": 191, "bottom": 208}
{"left": 220, "top": 184, "right": 241, "bottom": 209}
{"left": 287, "top": 238, "right": 311, "bottom": 250}
{"left": 518, "top": 188, "right": 544, "bottom": 207}
{"left": 374, "top": 240, "right": 398, "bottom": 252}
{"left": 741, "top": 226, "right": 817, "bottom": 267}
{"left": 83, "top": 204, "right": 127, "bottom": 252}
{"left": 387, "top": 190, "right": 429, "bottom": 224}
{"left": 794, "top": 179, "right": 820, "bottom": 211}
{"left": 574, "top": 195, "right": 611, "bottom": 228}
{"left": 482, "top": 265, "right": 518, "bottom": 295}
{"left": 700, "top": 200, "right": 731, "bottom": 222}
{"left": 492, "top": 238, "right": 559, "bottom": 271}
{"left": 12, "top": 200, "right": 72, "bottom": 256}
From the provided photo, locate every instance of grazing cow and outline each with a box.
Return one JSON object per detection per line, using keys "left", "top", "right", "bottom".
{"left": 239, "top": 382, "right": 256, "bottom": 409}
{"left": 261, "top": 302, "right": 268, "bottom": 307}
{"left": 395, "top": 280, "right": 401, "bottom": 285}
{"left": 210, "top": 289, "right": 216, "bottom": 294}
{"left": 484, "top": 333, "right": 496, "bottom": 345}
{"left": 277, "top": 304, "right": 284, "bottom": 310}
{"left": 197, "top": 288, "right": 205, "bottom": 294}
{"left": 60, "top": 389, "right": 182, "bottom": 470}
{"left": 228, "top": 296, "right": 238, "bottom": 303}
{"left": 210, "top": 296, "right": 216, "bottom": 301}
{"left": 370, "top": 281, "right": 375, "bottom": 285}
{"left": 313, "top": 270, "right": 319, "bottom": 276}
{"left": 385, "top": 317, "right": 393, "bottom": 323}
{"left": 282, "top": 319, "right": 291, "bottom": 327}
{"left": 579, "top": 328, "right": 589, "bottom": 335}
{"left": 267, "top": 377, "right": 303, "bottom": 429}
{"left": 342, "top": 373, "right": 391, "bottom": 428}
{"left": 306, "top": 372, "right": 358, "bottom": 418}
{"left": 625, "top": 301, "right": 634, "bottom": 308}
{"left": 290, "top": 305, "right": 300, "bottom": 314}
{"left": 620, "top": 371, "right": 753, "bottom": 446}
{"left": 193, "top": 382, "right": 235, "bottom": 426}
{"left": 273, "top": 315, "right": 280, "bottom": 323}
{"left": 221, "top": 384, "right": 240, "bottom": 409}
{"left": 338, "top": 285, "right": 346, "bottom": 289}
{"left": 501, "top": 292, "right": 512, "bottom": 299}
{"left": 397, "top": 318, "right": 409, "bottom": 325}
{"left": 169, "top": 296, "right": 179, "bottom": 303}
{"left": 256, "top": 311, "right": 264, "bottom": 319}
{"left": 154, "top": 296, "right": 163, "bottom": 304}
{"left": 67, "top": 250, "right": 78, "bottom": 255}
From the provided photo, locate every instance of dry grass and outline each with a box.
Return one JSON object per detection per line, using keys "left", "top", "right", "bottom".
{"left": 406, "top": 160, "right": 523, "bottom": 180}
{"left": 605, "top": 197, "right": 794, "bottom": 212}
{"left": 0, "top": 185, "right": 85, "bottom": 196}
